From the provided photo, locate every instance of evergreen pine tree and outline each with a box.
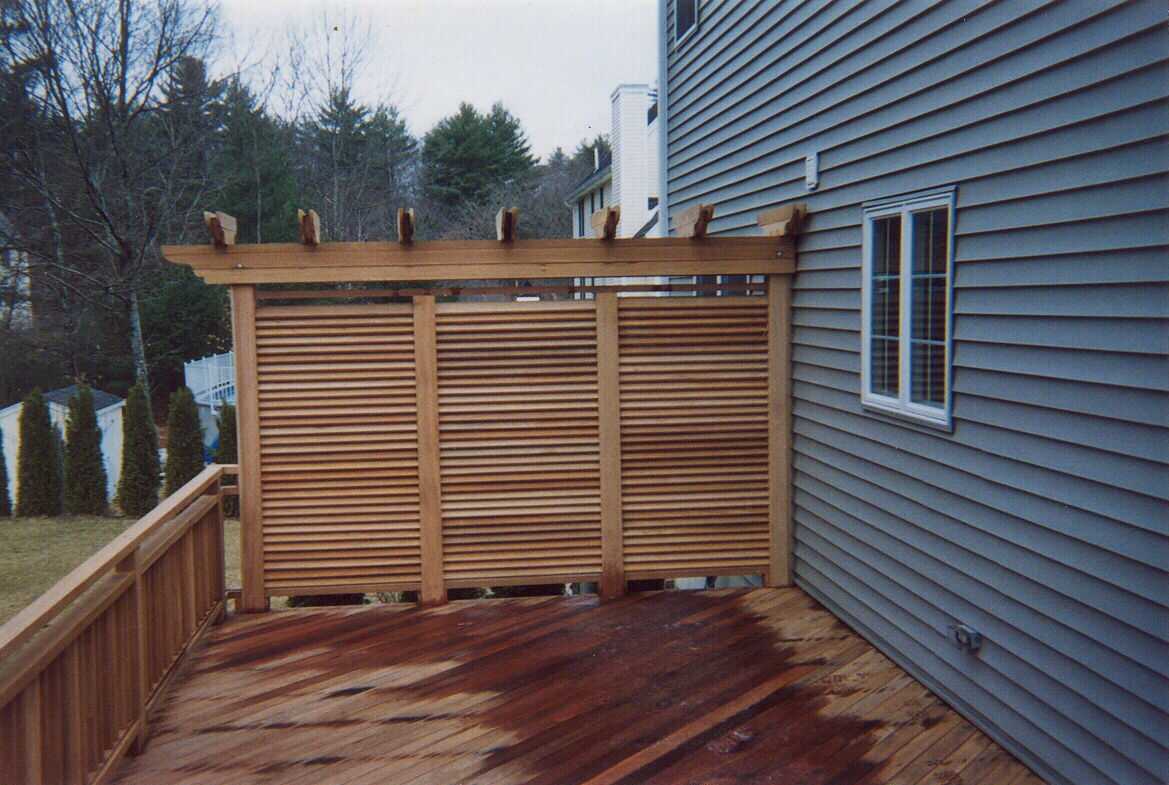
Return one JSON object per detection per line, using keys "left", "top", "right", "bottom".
{"left": 0, "top": 433, "right": 10, "bottom": 517}
{"left": 64, "top": 385, "right": 108, "bottom": 515}
{"left": 214, "top": 404, "right": 238, "bottom": 516}
{"left": 118, "top": 383, "right": 160, "bottom": 516}
{"left": 16, "top": 389, "right": 61, "bottom": 516}
{"left": 164, "top": 387, "right": 204, "bottom": 495}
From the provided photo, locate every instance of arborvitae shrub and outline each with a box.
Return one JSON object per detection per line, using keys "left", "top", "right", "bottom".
{"left": 118, "top": 383, "right": 160, "bottom": 516}
{"left": 64, "top": 385, "right": 108, "bottom": 515}
{"left": 16, "top": 389, "right": 61, "bottom": 516}
{"left": 0, "top": 434, "right": 10, "bottom": 517}
{"left": 164, "top": 387, "right": 204, "bottom": 496}
{"left": 214, "top": 403, "right": 238, "bottom": 516}
{"left": 50, "top": 425, "right": 65, "bottom": 513}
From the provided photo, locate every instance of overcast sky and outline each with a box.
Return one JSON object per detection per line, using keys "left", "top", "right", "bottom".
{"left": 215, "top": 0, "right": 659, "bottom": 161}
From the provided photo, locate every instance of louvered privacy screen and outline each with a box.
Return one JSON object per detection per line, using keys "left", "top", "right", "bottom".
{"left": 246, "top": 292, "right": 780, "bottom": 597}
{"left": 255, "top": 304, "right": 423, "bottom": 593}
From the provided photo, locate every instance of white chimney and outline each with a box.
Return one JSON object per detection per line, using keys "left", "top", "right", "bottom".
{"left": 610, "top": 84, "right": 654, "bottom": 238}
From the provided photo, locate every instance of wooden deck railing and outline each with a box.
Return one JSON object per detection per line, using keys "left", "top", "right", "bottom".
{"left": 0, "top": 464, "right": 232, "bottom": 785}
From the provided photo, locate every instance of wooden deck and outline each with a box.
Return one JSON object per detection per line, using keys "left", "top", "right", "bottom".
{"left": 114, "top": 588, "right": 1043, "bottom": 785}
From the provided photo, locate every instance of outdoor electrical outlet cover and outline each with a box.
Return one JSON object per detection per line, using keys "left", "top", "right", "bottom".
{"left": 953, "top": 624, "right": 983, "bottom": 653}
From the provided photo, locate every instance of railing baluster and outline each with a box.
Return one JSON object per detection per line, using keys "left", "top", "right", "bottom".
{"left": 20, "top": 683, "right": 43, "bottom": 785}
{"left": 63, "top": 645, "right": 85, "bottom": 784}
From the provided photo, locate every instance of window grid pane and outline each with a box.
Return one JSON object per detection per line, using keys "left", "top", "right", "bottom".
{"left": 909, "top": 208, "right": 948, "bottom": 407}
{"left": 676, "top": 0, "right": 697, "bottom": 38}
{"left": 870, "top": 215, "right": 901, "bottom": 397}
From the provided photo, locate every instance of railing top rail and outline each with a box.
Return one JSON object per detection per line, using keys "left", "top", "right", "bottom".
{"left": 162, "top": 236, "right": 796, "bottom": 285}
{"left": 0, "top": 463, "right": 232, "bottom": 662}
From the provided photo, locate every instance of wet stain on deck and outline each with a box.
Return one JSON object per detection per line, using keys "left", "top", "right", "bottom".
{"left": 114, "top": 588, "right": 1042, "bottom": 785}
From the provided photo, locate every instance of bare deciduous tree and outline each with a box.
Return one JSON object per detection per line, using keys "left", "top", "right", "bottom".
{"left": 0, "top": 0, "right": 217, "bottom": 390}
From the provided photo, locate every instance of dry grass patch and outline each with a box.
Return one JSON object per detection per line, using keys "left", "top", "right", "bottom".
{"left": 0, "top": 516, "right": 242, "bottom": 625}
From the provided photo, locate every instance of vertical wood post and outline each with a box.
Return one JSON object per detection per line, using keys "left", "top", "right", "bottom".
{"left": 596, "top": 293, "right": 625, "bottom": 598}
{"left": 413, "top": 296, "right": 447, "bottom": 605}
{"left": 230, "top": 285, "right": 268, "bottom": 612}
{"left": 767, "top": 275, "right": 794, "bottom": 586}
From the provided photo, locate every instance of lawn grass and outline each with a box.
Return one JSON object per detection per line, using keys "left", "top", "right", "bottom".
{"left": 0, "top": 516, "right": 242, "bottom": 625}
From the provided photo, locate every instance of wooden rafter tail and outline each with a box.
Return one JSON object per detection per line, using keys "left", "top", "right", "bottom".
{"left": 203, "top": 211, "right": 237, "bottom": 248}
{"left": 397, "top": 207, "right": 416, "bottom": 244}
{"left": 592, "top": 206, "right": 620, "bottom": 240}
{"left": 757, "top": 203, "right": 807, "bottom": 238}
{"left": 672, "top": 203, "right": 715, "bottom": 239}
{"left": 496, "top": 207, "right": 519, "bottom": 242}
{"left": 298, "top": 209, "right": 321, "bottom": 245}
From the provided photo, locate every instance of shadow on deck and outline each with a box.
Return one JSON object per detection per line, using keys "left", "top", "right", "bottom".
{"left": 114, "top": 588, "right": 1043, "bottom": 785}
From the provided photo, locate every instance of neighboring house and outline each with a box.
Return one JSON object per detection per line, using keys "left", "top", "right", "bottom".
{"left": 0, "top": 385, "right": 125, "bottom": 505}
{"left": 184, "top": 351, "right": 235, "bottom": 450}
{"left": 657, "top": 3, "right": 1168, "bottom": 785}
{"left": 0, "top": 213, "right": 33, "bottom": 330}
{"left": 568, "top": 83, "right": 662, "bottom": 239}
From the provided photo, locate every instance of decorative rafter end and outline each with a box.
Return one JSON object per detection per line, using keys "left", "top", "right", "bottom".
{"left": 496, "top": 207, "right": 520, "bottom": 242}
{"left": 757, "top": 203, "right": 807, "bottom": 239}
{"left": 672, "top": 204, "right": 714, "bottom": 239}
{"left": 592, "top": 206, "right": 621, "bottom": 241}
{"left": 203, "top": 211, "right": 237, "bottom": 248}
{"left": 397, "top": 208, "right": 416, "bottom": 245}
{"left": 297, "top": 209, "right": 321, "bottom": 246}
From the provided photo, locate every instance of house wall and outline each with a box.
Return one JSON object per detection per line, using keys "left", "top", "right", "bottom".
{"left": 662, "top": 2, "right": 1169, "bottom": 785}
{"left": 573, "top": 182, "right": 612, "bottom": 239}
{"left": 612, "top": 84, "right": 656, "bottom": 237}
{"left": 1, "top": 402, "right": 124, "bottom": 508}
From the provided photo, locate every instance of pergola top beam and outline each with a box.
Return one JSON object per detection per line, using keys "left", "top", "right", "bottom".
{"left": 162, "top": 236, "right": 794, "bottom": 285}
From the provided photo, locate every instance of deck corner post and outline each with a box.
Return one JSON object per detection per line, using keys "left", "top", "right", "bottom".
{"left": 596, "top": 292, "right": 626, "bottom": 599}
{"left": 414, "top": 295, "right": 447, "bottom": 605}
{"left": 230, "top": 284, "right": 268, "bottom": 612}
{"left": 767, "top": 274, "right": 794, "bottom": 587}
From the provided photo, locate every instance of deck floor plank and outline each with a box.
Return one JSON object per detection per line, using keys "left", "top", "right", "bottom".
{"left": 114, "top": 588, "right": 1043, "bottom": 785}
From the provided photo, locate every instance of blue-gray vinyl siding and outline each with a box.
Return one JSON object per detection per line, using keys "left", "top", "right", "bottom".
{"left": 663, "top": 2, "right": 1169, "bottom": 785}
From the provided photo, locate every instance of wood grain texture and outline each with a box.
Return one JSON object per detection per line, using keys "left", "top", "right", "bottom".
{"left": 254, "top": 302, "right": 423, "bottom": 596}
{"left": 595, "top": 293, "right": 625, "bottom": 598}
{"left": 231, "top": 286, "right": 267, "bottom": 611}
{"left": 435, "top": 301, "right": 602, "bottom": 587}
{"left": 162, "top": 236, "right": 795, "bottom": 284}
{"left": 767, "top": 274, "right": 793, "bottom": 586}
{"left": 0, "top": 476, "right": 226, "bottom": 785}
{"left": 414, "top": 296, "right": 446, "bottom": 604}
{"left": 618, "top": 297, "right": 770, "bottom": 578}
{"left": 110, "top": 589, "right": 1045, "bottom": 785}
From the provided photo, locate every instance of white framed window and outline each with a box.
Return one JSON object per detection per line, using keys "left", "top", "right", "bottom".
{"left": 861, "top": 189, "right": 955, "bottom": 428}
{"left": 675, "top": 0, "right": 698, "bottom": 46}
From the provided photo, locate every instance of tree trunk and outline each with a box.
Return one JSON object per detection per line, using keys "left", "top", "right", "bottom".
{"left": 128, "top": 287, "right": 151, "bottom": 392}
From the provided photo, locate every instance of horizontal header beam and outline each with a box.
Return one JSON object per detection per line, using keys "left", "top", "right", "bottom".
{"left": 161, "top": 237, "right": 795, "bottom": 284}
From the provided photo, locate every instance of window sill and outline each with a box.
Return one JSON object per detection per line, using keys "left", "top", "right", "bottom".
{"left": 861, "top": 402, "right": 954, "bottom": 435}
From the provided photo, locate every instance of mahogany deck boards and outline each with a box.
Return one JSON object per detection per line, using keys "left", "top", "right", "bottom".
{"left": 113, "top": 588, "right": 1044, "bottom": 785}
